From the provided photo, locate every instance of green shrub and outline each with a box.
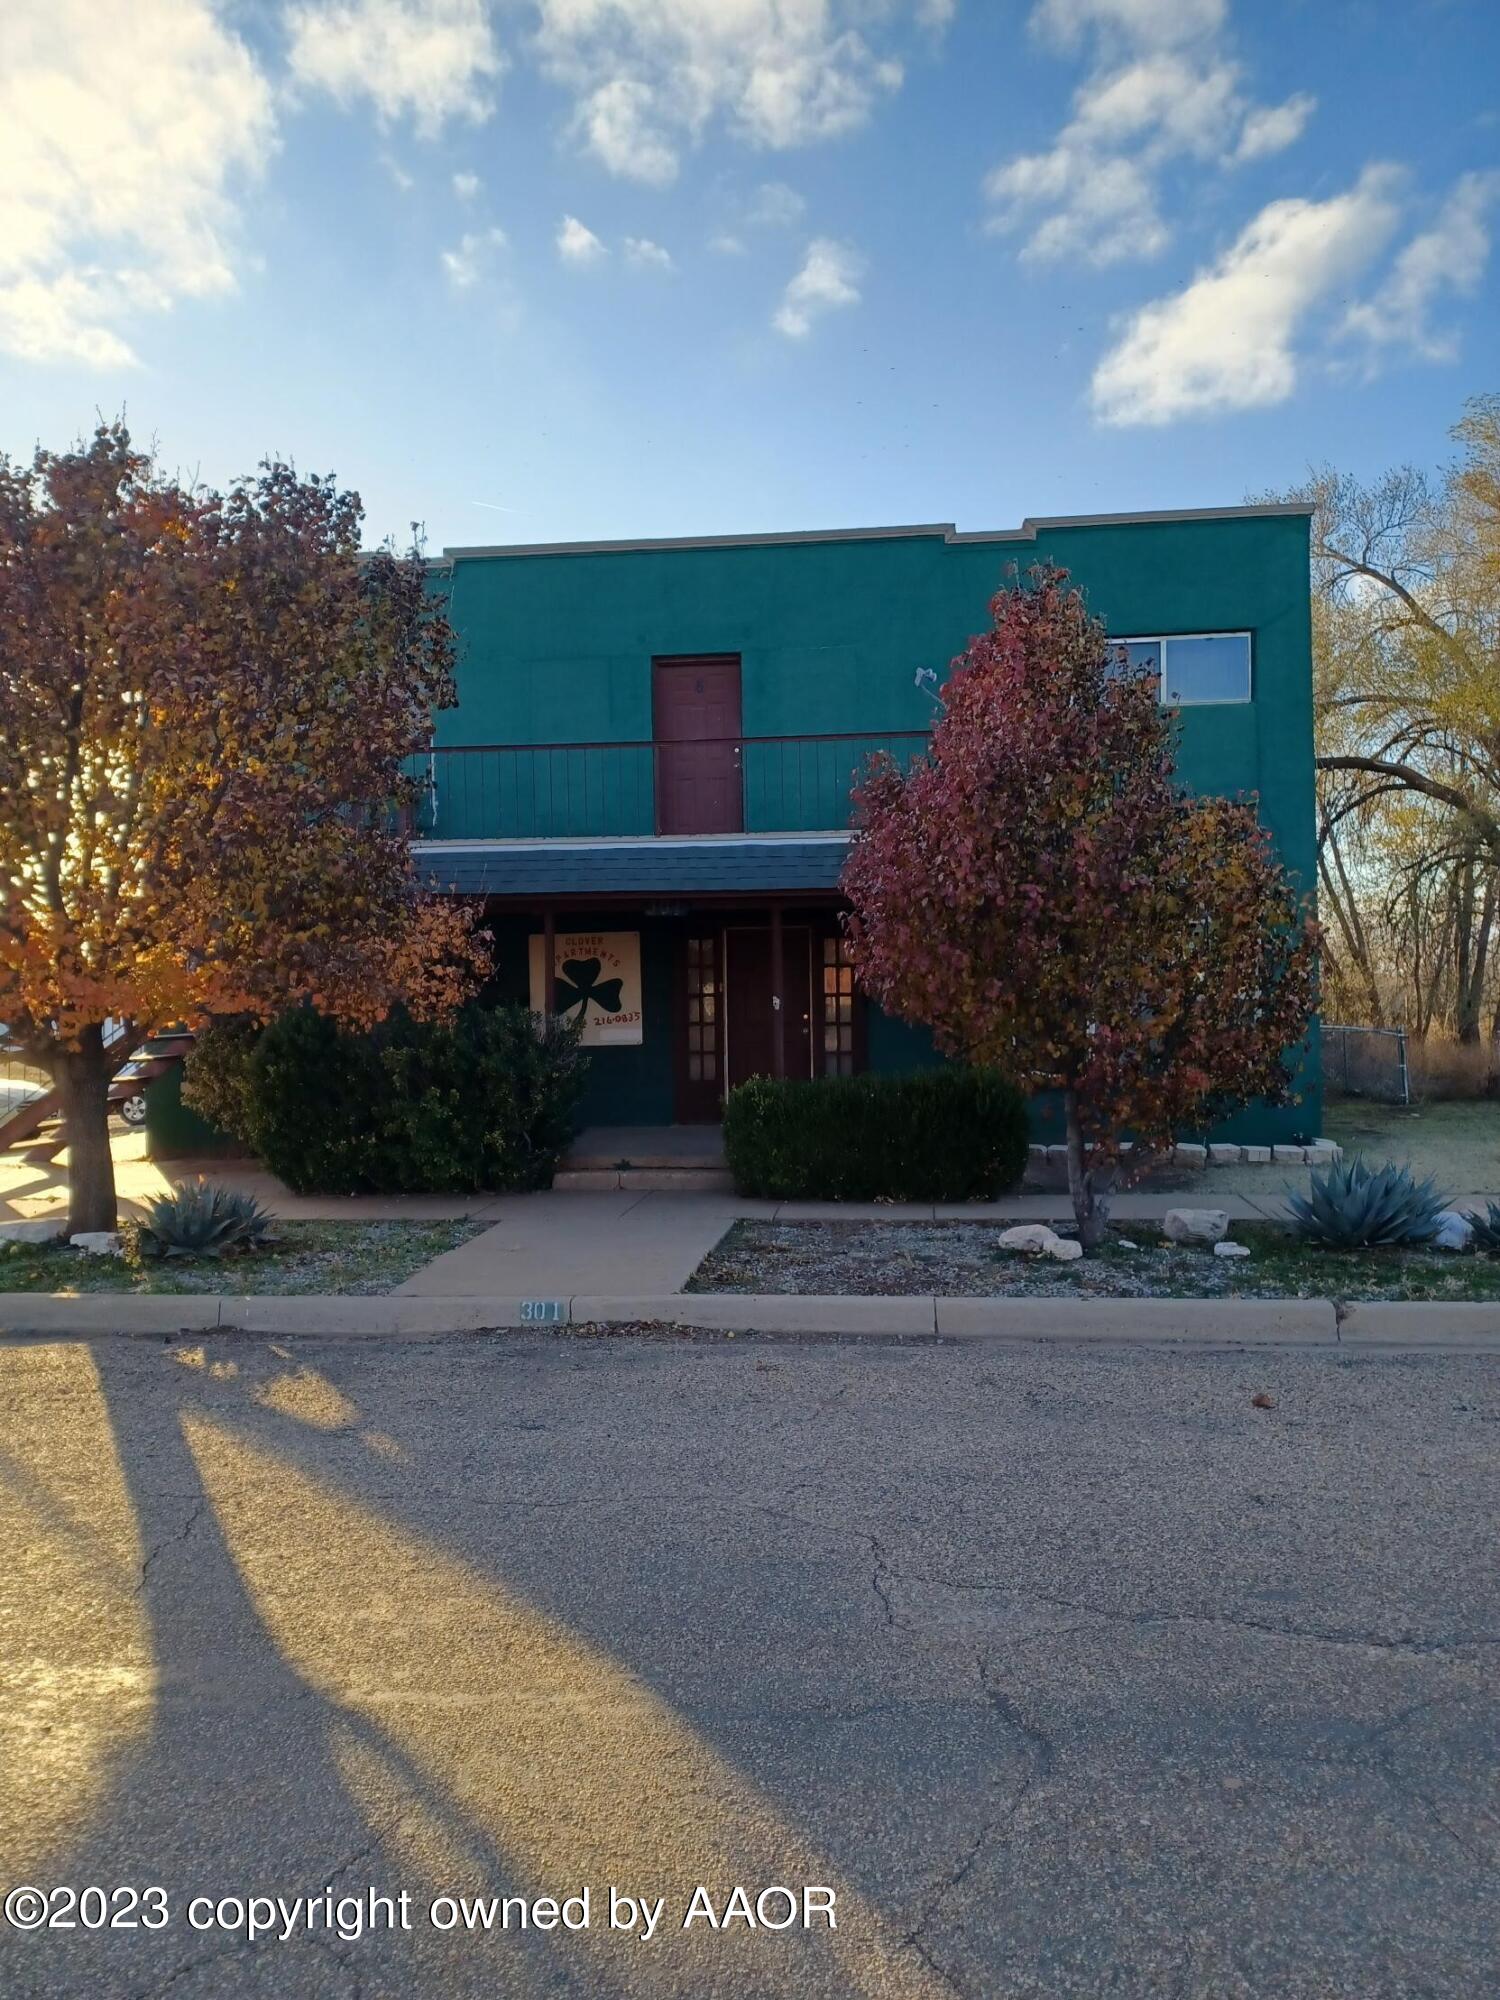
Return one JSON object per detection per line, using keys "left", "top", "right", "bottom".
{"left": 136, "top": 1178, "right": 276, "bottom": 1259}
{"left": 1286, "top": 1155, "right": 1452, "bottom": 1248}
{"left": 723, "top": 1069, "right": 1028, "bottom": 1202}
{"left": 1468, "top": 1201, "right": 1500, "bottom": 1251}
{"left": 235, "top": 1004, "right": 588, "bottom": 1196}
{"left": 181, "top": 1015, "right": 264, "bottom": 1144}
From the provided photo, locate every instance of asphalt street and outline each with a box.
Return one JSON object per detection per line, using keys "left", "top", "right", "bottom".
{"left": 2, "top": 1328, "right": 1497, "bottom": 1999}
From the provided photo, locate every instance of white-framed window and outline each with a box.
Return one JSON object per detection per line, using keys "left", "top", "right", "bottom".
{"left": 1108, "top": 632, "right": 1252, "bottom": 706}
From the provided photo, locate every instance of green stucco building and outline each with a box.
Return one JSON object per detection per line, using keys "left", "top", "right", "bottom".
{"left": 413, "top": 505, "right": 1321, "bottom": 1142}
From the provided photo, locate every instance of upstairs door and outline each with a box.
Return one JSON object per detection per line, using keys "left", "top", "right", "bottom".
{"left": 653, "top": 655, "right": 743, "bottom": 835}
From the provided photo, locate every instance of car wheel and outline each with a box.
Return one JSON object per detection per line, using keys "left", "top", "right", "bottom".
{"left": 119, "top": 1094, "right": 148, "bottom": 1128}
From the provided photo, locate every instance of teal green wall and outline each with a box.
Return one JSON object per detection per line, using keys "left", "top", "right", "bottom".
{"left": 432, "top": 514, "right": 1321, "bottom": 1141}
{"left": 486, "top": 913, "right": 680, "bottom": 1127}
{"left": 430, "top": 512, "right": 1318, "bottom": 904}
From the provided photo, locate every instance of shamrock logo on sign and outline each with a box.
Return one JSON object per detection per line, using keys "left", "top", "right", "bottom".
{"left": 555, "top": 957, "right": 624, "bottom": 1024}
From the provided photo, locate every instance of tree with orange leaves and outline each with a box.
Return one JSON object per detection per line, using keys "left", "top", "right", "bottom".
{"left": 0, "top": 424, "right": 486, "bottom": 1233}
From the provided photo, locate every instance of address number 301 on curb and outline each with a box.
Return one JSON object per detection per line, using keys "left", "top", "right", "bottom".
{"left": 521, "top": 1299, "right": 566, "bottom": 1323}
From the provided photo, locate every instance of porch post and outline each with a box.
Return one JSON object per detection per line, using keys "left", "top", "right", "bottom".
{"left": 541, "top": 906, "right": 556, "bottom": 1022}
{"left": 770, "top": 903, "right": 786, "bottom": 1078}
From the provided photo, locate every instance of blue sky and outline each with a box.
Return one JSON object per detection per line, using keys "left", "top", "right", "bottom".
{"left": 4, "top": 0, "right": 1497, "bottom": 550}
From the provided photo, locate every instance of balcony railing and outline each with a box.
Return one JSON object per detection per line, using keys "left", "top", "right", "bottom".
{"left": 402, "top": 732, "right": 931, "bottom": 841}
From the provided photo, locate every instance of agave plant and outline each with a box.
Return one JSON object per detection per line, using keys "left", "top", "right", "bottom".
{"left": 1469, "top": 1201, "right": 1500, "bottom": 1253}
{"left": 1286, "top": 1155, "right": 1453, "bottom": 1249}
{"left": 138, "top": 1179, "right": 277, "bottom": 1259}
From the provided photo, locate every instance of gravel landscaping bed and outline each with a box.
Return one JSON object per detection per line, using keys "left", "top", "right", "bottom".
{"left": 689, "top": 1218, "right": 1500, "bottom": 1302}
{"left": 0, "top": 1219, "right": 485, "bottom": 1296}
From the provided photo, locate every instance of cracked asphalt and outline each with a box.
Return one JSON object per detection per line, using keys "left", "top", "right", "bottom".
{"left": 2, "top": 1329, "right": 1498, "bottom": 1999}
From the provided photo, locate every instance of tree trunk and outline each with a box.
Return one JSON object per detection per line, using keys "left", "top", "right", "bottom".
{"left": 52, "top": 1023, "right": 118, "bottom": 1236}
{"left": 1455, "top": 868, "right": 1495, "bottom": 1046}
{"left": 1063, "top": 1088, "right": 1112, "bottom": 1251}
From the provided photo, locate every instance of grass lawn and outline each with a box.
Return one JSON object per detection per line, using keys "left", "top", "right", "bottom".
{"left": 690, "top": 1218, "right": 1500, "bottom": 1303}
{"left": 0, "top": 1218, "right": 485, "bottom": 1296}
{"left": 1322, "top": 1098, "right": 1500, "bottom": 1195}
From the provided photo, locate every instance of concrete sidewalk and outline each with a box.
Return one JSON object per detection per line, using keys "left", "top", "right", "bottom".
{"left": 3, "top": 1291, "right": 1499, "bottom": 1349}
{"left": 396, "top": 1190, "right": 749, "bottom": 1297}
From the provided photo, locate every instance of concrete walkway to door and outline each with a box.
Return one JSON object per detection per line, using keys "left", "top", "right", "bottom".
{"left": 395, "top": 1190, "right": 749, "bottom": 1297}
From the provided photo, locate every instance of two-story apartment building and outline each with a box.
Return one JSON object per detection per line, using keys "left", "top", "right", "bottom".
{"left": 414, "top": 504, "right": 1321, "bottom": 1144}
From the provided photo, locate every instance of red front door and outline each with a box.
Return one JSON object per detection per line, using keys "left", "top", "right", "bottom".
{"left": 653, "top": 656, "right": 743, "bottom": 835}
{"left": 726, "top": 926, "right": 813, "bottom": 1088}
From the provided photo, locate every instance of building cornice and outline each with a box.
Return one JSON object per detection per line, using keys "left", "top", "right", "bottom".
{"left": 428, "top": 503, "right": 1314, "bottom": 568}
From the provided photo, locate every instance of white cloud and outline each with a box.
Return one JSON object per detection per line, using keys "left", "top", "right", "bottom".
{"left": 624, "top": 236, "right": 674, "bottom": 271}
{"left": 0, "top": 0, "right": 274, "bottom": 368}
{"left": 1232, "top": 91, "right": 1316, "bottom": 164}
{"left": 286, "top": 0, "right": 503, "bottom": 137}
{"left": 1090, "top": 166, "right": 1402, "bottom": 425}
{"left": 573, "top": 75, "right": 680, "bottom": 186}
{"left": 1032, "top": 0, "right": 1226, "bottom": 51}
{"left": 773, "top": 236, "right": 864, "bottom": 338}
{"left": 534, "top": 2, "right": 943, "bottom": 185}
{"left": 746, "top": 180, "right": 806, "bottom": 228}
{"left": 452, "top": 169, "right": 481, "bottom": 198}
{"left": 440, "top": 224, "right": 507, "bottom": 288}
{"left": 556, "top": 214, "right": 607, "bottom": 265}
{"left": 709, "top": 231, "right": 748, "bottom": 255}
{"left": 1342, "top": 171, "right": 1500, "bottom": 363}
{"left": 986, "top": 0, "right": 1315, "bottom": 266}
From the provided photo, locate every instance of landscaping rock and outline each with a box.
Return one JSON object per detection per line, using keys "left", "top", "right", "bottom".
{"left": 1305, "top": 1145, "right": 1339, "bottom": 1167}
{"left": 1273, "top": 1145, "right": 1308, "bottom": 1164}
{"left": 1163, "top": 1208, "right": 1230, "bottom": 1246}
{"left": 0, "top": 1218, "right": 66, "bottom": 1245}
{"left": 1432, "top": 1209, "right": 1474, "bottom": 1252}
{"left": 1208, "top": 1144, "right": 1241, "bottom": 1165}
{"left": 1046, "top": 1238, "right": 1084, "bottom": 1262}
{"left": 1214, "top": 1240, "right": 1251, "bottom": 1259}
{"left": 1174, "top": 1143, "right": 1208, "bottom": 1168}
{"left": 998, "top": 1224, "right": 1065, "bottom": 1256}
{"left": 1243, "top": 1146, "right": 1271, "bottom": 1163}
{"left": 70, "top": 1231, "right": 122, "bottom": 1257}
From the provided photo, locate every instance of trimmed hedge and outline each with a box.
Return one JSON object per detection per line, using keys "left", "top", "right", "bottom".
{"left": 182, "top": 1004, "right": 588, "bottom": 1195}
{"left": 723, "top": 1069, "right": 1029, "bottom": 1202}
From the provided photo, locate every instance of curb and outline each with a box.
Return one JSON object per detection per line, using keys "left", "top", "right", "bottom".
{"left": 1, "top": 1290, "right": 1497, "bottom": 1349}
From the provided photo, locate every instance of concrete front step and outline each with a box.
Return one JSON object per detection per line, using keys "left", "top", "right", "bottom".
{"left": 553, "top": 1167, "right": 735, "bottom": 1193}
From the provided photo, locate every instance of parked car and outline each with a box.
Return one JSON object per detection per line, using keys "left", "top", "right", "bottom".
{"left": 108, "top": 1058, "right": 152, "bottom": 1127}
{"left": 108, "top": 1031, "right": 196, "bottom": 1128}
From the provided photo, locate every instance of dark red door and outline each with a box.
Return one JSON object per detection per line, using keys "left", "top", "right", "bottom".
{"left": 726, "top": 927, "right": 812, "bottom": 1088}
{"left": 653, "top": 656, "right": 743, "bottom": 834}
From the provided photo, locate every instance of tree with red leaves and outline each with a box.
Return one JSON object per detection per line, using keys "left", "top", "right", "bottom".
{"left": 0, "top": 424, "right": 487, "bottom": 1235}
{"left": 841, "top": 566, "right": 1320, "bottom": 1249}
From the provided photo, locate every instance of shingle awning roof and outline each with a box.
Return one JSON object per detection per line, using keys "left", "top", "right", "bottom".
{"left": 414, "top": 834, "right": 852, "bottom": 898}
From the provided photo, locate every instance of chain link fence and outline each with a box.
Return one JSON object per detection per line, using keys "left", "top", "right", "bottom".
{"left": 1323, "top": 1024, "right": 1410, "bottom": 1105}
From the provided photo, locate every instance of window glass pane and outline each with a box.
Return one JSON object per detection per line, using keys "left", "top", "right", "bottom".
{"left": 1162, "top": 634, "right": 1250, "bottom": 704}
{"left": 1106, "top": 638, "right": 1161, "bottom": 681}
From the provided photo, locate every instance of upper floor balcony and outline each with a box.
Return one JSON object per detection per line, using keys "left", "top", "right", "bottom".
{"left": 404, "top": 731, "right": 931, "bottom": 842}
